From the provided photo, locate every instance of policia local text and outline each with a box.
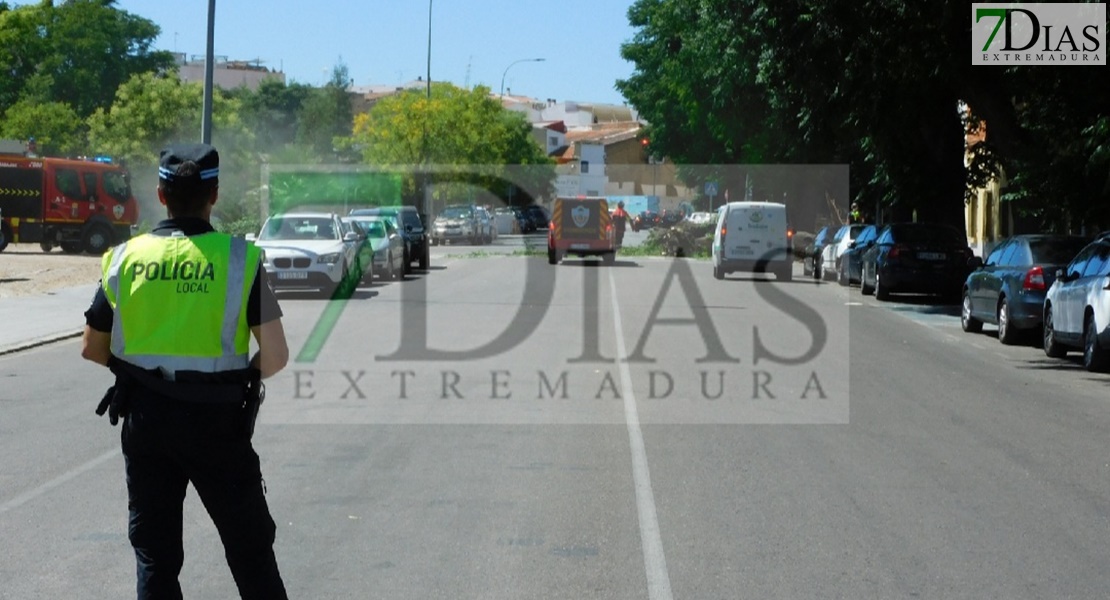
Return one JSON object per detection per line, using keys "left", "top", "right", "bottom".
{"left": 131, "top": 260, "right": 217, "bottom": 293}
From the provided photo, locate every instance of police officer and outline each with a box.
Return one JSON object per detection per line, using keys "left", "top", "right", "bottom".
{"left": 81, "top": 143, "right": 291, "bottom": 599}
{"left": 850, "top": 202, "right": 862, "bottom": 224}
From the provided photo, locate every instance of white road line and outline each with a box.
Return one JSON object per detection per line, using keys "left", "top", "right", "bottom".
{"left": 608, "top": 269, "right": 674, "bottom": 600}
{"left": 0, "top": 449, "right": 119, "bottom": 517}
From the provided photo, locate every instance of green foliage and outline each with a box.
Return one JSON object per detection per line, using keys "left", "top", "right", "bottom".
{"left": 0, "top": 99, "right": 83, "bottom": 155}
{"left": 0, "top": 0, "right": 172, "bottom": 123}
{"left": 343, "top": 83, "right": 556, "bottom": 206}
{"left": 619, "top": 0, "right": 1110, "bottom": 231}
{"left": 296, "top": 61, "right": 354, "bottom": 157}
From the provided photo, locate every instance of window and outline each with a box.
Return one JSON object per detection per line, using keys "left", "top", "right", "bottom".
{"left": 580, "top": 161, "right": 589, "bottom": 174}
{"left": 856, "top": 226, "right": 877, "bottom": 245}
{"left": 1081, "top": 246, "right": 1110, "bottom": 277}
{"left": 54, "top": 169, "right": 82, "bottom": 199}
{"left": 82, "top": 172, "right": 98, "bottom": 201}
{"left": 984, "top": 241, "right": 1008, "bottom": 267}
{"left": 1066, "top": 245, "right": 1095, "bottom": 279}
{"left": 103, "top": 171, "right": 130, "bottom": 203}
{"left": 997, "top": 242, "right": 1018, "bottom": 267}
{"left": 876, "top": 226, "right": 893, "bottom": 244}
{"left": 1029, "top": 238, "right": 1089, "bottom": 265}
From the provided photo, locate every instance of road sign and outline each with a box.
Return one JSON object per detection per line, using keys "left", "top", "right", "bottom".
{"left": 704, "top": 181, "right": 719, "bottom": 197}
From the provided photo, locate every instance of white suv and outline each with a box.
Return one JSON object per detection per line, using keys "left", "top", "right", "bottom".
{"left": 254, "top": 212, "right": 363, "bottom": 295}
{"left": 1043, "top": 234, "right": 1110, "bottom": 372}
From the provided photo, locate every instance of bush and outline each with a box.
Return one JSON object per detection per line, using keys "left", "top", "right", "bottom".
{"left": 646, "top": 222, "right": 715, "bottom": 258}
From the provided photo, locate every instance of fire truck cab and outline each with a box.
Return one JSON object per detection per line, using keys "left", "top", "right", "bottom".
{"left": 0, "top": 152, "right": 138, "bottom": 254}
{"left": 547, "top": 196, "right": 616, "bottom": 265}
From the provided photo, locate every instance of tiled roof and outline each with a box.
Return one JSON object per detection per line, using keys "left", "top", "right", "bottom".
{"left": 564, "top": 122, "right": 642, "bottom": 144}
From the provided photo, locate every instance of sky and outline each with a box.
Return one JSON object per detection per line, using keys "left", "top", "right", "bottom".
{"left": 15, "top": 0, "right": 641, "bottom": 106}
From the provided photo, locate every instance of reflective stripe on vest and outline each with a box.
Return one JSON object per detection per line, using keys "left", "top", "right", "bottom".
{"left": 101, "top": 233, "right": 258, "bottom": 379}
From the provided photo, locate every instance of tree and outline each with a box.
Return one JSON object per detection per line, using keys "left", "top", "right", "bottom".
{"left": 230, "top": 78, "right": 315, "bottom": 152}
{"left": 0, "top": 0, "right": 172, "bottom": 121}
{"left": 296, "top": 61, "right": 354, "bottom": 157}
{"left": 344, "top": 83, "right": 554, "bottom": 206}
{"left": 0, "top": 99, "right": 83, "bottom": 156}
{"left": 86, "top": 72, "right": 254, "bottom": 229}
{"left": 618, "top": 0, "right": 1110, "bottom": 231}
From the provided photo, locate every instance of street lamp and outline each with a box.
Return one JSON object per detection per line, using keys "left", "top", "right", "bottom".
{"left": 500, "top": 58, "right": 545, "bottom": 98}
{"left": 201, "top": 0, "right": 215, "bottom": 143}
{"left": 426, "top": 0, "right": 433, "bottom": 100}
{"left": 422, "top": 0, "right": 433, "bottom": 219}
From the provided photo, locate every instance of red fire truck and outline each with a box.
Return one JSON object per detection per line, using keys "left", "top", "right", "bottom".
{"left": 0, "top": 150, "right": 138, "bottom": 254}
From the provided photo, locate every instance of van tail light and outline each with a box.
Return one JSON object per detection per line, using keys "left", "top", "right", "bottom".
{"left": 1023, "top": 266, "right": 1046, "bottom": 291}
{"left": 720, "top": 225, "right": 727, "bottom": 242}
{"left": 888, "top": 244, "right": 910, "bottom": 260}
{"left": 787, "top": 228, "right": 795, "bottom": 239}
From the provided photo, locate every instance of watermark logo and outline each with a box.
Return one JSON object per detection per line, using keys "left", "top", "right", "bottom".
{"left": 972, "top": 3, "right": 1106, "bottom": 65}
{"left": 257, "top": 163, "right": 852, "bottom": 426}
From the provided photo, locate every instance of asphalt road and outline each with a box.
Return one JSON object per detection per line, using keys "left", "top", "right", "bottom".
{"left": 2, "top": 243, "right": 1109, "bottom": 599}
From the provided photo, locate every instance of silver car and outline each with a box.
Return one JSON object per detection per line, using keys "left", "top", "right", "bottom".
{"left": 343, "top": 216, "right": 405, "bottom": 281}
{"left": 254, "top": 212, "right": 363, "bottom": 295}
{"left": 1043, "top": 235, "right": 1110, "bottom": 371}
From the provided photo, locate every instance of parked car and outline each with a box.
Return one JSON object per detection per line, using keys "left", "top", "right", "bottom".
{"left": 688, "top": 211, "right": 716, "bottom": 226}
{"left": 631, "top": 211, "right": 660, "bottom": 232}
{"left": 349, "top": 206, "right": 429, "bottom": 273}
{"left": 431, "top": 205, "right": 480, "bottom": 245}
{"left": 523, "top": 204, "right": 550, "bottom": 230}
{"left": 475, "top": 206, "right": 496, "bottom": 244}
{"left": 493, "top": 207, "right": 522, "bottom": 234}
{"left": 803, "top": 225, "right": 832, "bottom": 278}
{"left": 820, "top": 223, "right": 868, "bottom": 282}
{"left": 342, "top": 216, "right": 406, "bottom": 281}
{"left": 658, "top": 209, "right": 685, "bottom": 228}
{"left": 254, "top": 212, "right": 364, "bottom": 295}
{"left": 839, "top": 224, "right": 879, "bottom": 286}
{"left": 1042, "top": 235, "right": 1110, "bottom": 371}
{"left": 859, "top": 222, "right": 974, "bottom": 301}
{"left": 961, "top": 234, "right": 1090, "bottom": 344}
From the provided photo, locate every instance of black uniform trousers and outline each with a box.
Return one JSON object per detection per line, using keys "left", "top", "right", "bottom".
{"left": 121, "top": 392, "right": 288, "bottom": 600}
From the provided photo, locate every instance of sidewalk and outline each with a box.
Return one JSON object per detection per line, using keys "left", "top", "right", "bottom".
{"left": 0, "top": 284, "right": 97, "bottom": 355}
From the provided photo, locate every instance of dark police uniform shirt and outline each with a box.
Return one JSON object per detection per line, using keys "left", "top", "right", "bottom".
{"left": 84, "top": 218, "right": 282, "bottom": 333}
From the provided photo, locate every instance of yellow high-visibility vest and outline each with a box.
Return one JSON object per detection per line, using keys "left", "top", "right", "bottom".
{"left": 101, "top": 231, "right": 259, "bottom": 378}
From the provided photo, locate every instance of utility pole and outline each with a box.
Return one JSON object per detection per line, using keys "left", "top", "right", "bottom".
{"left": 201, "top": 0, "right": 216, "bottom": 144}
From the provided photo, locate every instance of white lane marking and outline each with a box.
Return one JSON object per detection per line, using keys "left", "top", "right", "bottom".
{"left": 608, "top": 269, "right": 674, "bottom": 600}
{"left": 0, "top": 448, "right": 119, "bottom": 516}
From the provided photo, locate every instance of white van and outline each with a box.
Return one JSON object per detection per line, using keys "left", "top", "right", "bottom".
{"left": 711, "top": 201, "right": 794, "bottom": 281}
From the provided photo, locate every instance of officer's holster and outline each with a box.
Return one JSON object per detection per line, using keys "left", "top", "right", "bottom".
{"left": 96, "top": 357, "right": 263, "bottom": 439}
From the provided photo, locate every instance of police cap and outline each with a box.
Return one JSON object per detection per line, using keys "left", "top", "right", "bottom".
{"left": 158, "top": 143, "right": 219, "bottom": 185}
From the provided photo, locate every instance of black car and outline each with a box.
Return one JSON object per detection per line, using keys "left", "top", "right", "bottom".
{"left": 803, "top": 225, "right": 832, "bottom": 278}
{"left": 961, "top": 234, "right": 1089, "bottom": 344}
{"left": 839, "top": 224, "right": 879, "bottom": 286}
{"left": 632, "top": 211, "right": 660, "bottom": 232}
{"left": 523, "top": 204, "right": 550, "bottom": 230}
{"left": 349, "top": 206, "right": 429, "bottom": 273}
{"left": 860, "top": 223, "right": 973, "bottom": 301}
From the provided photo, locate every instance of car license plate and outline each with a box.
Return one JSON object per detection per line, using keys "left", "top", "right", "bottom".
{"left": 277, "top": 272, "right": 308, "bottom": 280}
{"left": 570, "top": 243, "right": 590, "bottom": 250}
{"left": 918, "top": 252, "right": 945, "bottom": 260}
{"left": 732, "top": 246, "right": 753, "bottom": 255}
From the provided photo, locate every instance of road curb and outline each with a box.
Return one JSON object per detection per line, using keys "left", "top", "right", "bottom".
{"left": 0, "top": 330, "right": 83, "bottom": 357}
